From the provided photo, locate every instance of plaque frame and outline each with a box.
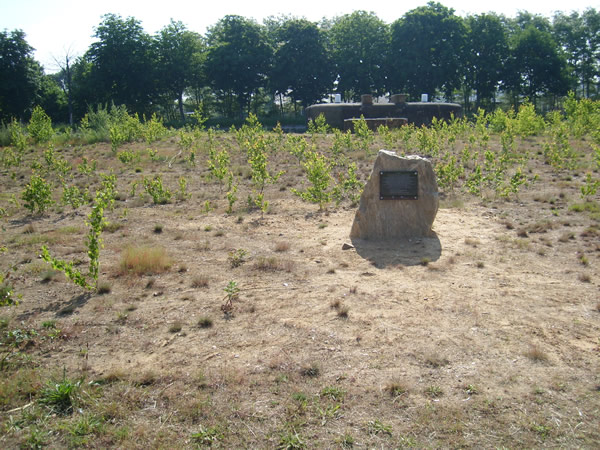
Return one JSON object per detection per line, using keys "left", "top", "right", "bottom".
{"left": 379, "top": 170, "right": 419, "bottom": 200}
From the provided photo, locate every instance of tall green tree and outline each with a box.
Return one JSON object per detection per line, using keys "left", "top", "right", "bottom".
{"left": 155, "top": 20, "right": 205, "bottom": 121}
{"left": 328, "top": 11, "right": 389, "bottom": 101}
{"left": 504, "top": 25, "right": 571, "bottom": 106}
{"left": 0, "top": 29, "right": 42, "bottom": 122}
{"left": 270, "top": 18, "right": 334, "bottom": 110}
{"left": 204, "top": 15, "right": 272, "bottom": 117}
{"left": 86, "top": 14, "right": 156, "bottom": 115}
{"left": 390, "top": 2, "right": 466, "bottom": 101}
{"left": 464, "top": 13, "right": 509, "bottom": 111}
{"left": 553, "top": 9, "right": 600, "bottom": 98}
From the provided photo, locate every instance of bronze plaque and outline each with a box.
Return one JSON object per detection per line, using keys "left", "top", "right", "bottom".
{"left": 379, "top": 171, "right": 418, "bottom": 200}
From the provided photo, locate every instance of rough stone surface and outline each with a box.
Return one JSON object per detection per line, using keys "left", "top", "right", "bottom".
{"left": 350, "top": 151, "right": 438, "bottom": 240}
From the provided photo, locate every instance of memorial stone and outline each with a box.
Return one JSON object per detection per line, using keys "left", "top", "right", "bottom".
{"left": 350, "top": 151, "right": 438, "bottom": 239}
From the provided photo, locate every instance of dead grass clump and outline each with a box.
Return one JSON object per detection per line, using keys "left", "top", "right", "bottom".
{"left": 424, "top": 353, "right": 450, "bottom": 368}
{"left": 274, "top": 241, "right": 290, "bottom": 252}
{"left": 96, "top": 281, "right": 111, "bottom": 295}
{"left": 336, "top": 305, "right": 349, "bottom": 319}
{"left": 464, "top": 237, "right": 480, "bottom": 247}
{"left": 197, "top": 317, "right": 213, "bottom": 328}
{"left": 501, "top": 219, "right": 515, "bottom": 230}
{"left": 524, "top": 344, "right": 549, "bottom": 363}
{"left": 254, "top": 256, "right": 280, "bottom": 271}
{"left": 168, "top": 322, "right": 183, "bottom": 333}
{"left": 385, "top": 380, "right": 409, "bottom": 398}
{"left": 132, "top": 370, "right": 159, "bottom": 387}
{"left": 300, "top": 363, "right": 320, "bottom": 378}
{"left": 191, "top": 275, "right": 209, "bottom": 288}
{"left": 516, "top": 229, "right": 529, "bottom": 238}
{"left": 528, "top": 221, "right": 554, "bottom": 233}
{"left": 578, "top": 273, "right": 591, "bottom": 283}
{"left": 101, "top": 369, "right": 129, "bottom": 384}
{"left": 119, "top": 246, "right": 172, "bottom": 275}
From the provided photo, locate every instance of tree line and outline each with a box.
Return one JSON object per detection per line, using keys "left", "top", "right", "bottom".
{"left": 1, "top": 2, "right": 599, "bottom": 125}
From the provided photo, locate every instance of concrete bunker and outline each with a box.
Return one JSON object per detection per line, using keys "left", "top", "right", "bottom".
{"left": 305, "top": 94, "right": 462, "bottom": 130}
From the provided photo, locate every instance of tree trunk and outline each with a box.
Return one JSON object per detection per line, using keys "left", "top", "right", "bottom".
{"left": 178, "top": 92, "right": 185, "bottom": 123}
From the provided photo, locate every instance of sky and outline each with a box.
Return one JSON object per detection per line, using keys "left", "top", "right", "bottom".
{"left": 1, "top": 0, "right": 596, "bottom": 73}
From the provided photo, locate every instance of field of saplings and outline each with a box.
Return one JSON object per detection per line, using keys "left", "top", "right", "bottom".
{"left": 0, "top": 99, "right": 599, "bottom": 448}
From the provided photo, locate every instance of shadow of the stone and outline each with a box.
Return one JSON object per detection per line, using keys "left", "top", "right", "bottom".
{"left": 350, "top": 232, "right": 442, "bottom": 268}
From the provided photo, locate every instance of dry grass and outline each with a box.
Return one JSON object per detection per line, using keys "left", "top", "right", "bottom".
{"left": 191, "top": 274, "right": 210, "bottom": 288}
{"left": 524, "top": 344, "right": 549, "bottom": 363}
{"left": 274, "top": 241, "right": 290, "bottom": 252}
{"left": 119, "top": 246, "right": 172, "bottom": 275}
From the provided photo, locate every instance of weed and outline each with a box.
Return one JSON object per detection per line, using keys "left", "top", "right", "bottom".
{"left": 38, "top": 373, "right": 80, "bottom": 415}
{"left": 278, "top": 431, "right": 306, "bottom": 449}
{"left": 191, "top": 425, "right": 223, "bottom": 446}
{"left": 367, "top": 419, "right": 392, "bottom": 436}
{"left": 424, "top": 385, "right": 444, "bottom": 398}
{"left": 465, "top": 384, "right": 479, "bottom": 395}
{"left": 300, "top": 363, "right": 320, "bottom": 378}
{"left": 228, "top": 249, "right": 248, "bottom": 268}
{"left": 319, "top": 386, "right": 346, "bottom": 403}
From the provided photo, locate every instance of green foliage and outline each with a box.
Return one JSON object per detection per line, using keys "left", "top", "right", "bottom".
{"left": 514, "top": 103, "right": 545, "bottom": 137}
{"left": 22, "top": 172, "right": 54, "bottom": 214}
{"left": 353, "top": 115, "right": 374, "bottom": 153}
{"left": 307, "top": 113, "right": 330, "bottom": 134}
{"left": 543, "top": 113, "right": 577, "bottom": 171}
{"left": 27, "top": 106, "right": 53, "bottom": 144}
{"left": 285, "top": 134, "right": 310, "bottom": 161}
{"left": 77, "top": 157, "right": 97, "bottom": 176}
{"left": 207, "top": 144, "right": 230, "bottom": 187}
{"left": 190, "top": 425, "right": 223, "bottom": 445}
{"left": 38, "top": 373, "right": 80, "bottom": 415}
{"left": 61, "top": 184, "right": 90, "bottom": 209}
{"left": 228, "top": 249, "right": 247, "bottom": 268}
{"left": 2, "top": 119, "right": 27, "bottom": 168}
{"left": 40, "top": 246, "right": 91, "bottom": 289}
{"left": 142, "top": 113, "right": 167, "bottom": 144}
{"left": 117, "top": 149, "right": 140, "bottom": 165}
{"left": 581, "top": 173, "right": 599, "bottom": 200}
{"left": 240, "top": 115, "right": 283, "bottom": 212}
{"left": 333, "top": 162, "right": 364, "bottom": 205}
{"left": 43, "top": 143, "right": 72, "bottom": 180}
{"left": 292, "top": 151, "right": 333, "bottom": 210}
{"left": 143, "top": 175, "right": 171, "bottom": 204}
{"left": 41, "top": 173, "right": 116, "bottom": 290}
{"left": 177, "top": 176, "right": 191, "bottom": 201}
{"left": 436, "top": 154, "right": 464, "bottom": 192}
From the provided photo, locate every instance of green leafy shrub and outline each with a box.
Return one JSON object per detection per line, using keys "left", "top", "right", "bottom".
{"left": 28, "top": 106, "right": 53, "bottom": 144}
{"left": 22, "top": 173, "right": 54, "bottom": 214}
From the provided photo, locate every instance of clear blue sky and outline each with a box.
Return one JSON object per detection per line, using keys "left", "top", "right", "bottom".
{"left": 0, "top": 0, "right": 594, "bottom": 73}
